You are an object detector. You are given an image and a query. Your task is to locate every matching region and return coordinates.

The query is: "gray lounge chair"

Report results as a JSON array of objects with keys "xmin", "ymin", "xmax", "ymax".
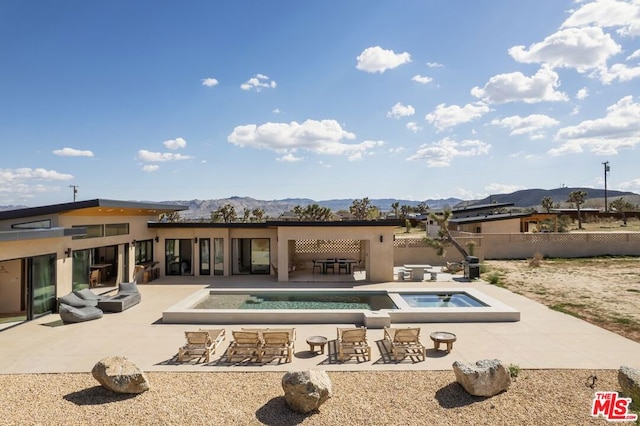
[
  {"xmin": 97, "ymin": 281, "xmax": 141, "ymax": 313},
  {"xmin": 59, "ymin": 303, "xmax": 103, "ymax": 323}
]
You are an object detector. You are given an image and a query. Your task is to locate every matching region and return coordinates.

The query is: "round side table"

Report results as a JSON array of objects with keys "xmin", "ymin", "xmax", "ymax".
[{"xmin": 430, "ymin": 331, "xmax": 457, "ymax": 353}]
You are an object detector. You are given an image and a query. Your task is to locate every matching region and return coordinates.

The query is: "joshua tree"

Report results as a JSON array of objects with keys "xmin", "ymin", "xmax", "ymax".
[
  {"xmin": 415, "ymin": 201, "xmax": 430, "ymax": 214},
  {"xmin": 293, "ymin": 204, "xmax": 332, "ymax": 221},
  {"xmin": 424, "ymin": 209, "xmax": 469, "ymax": 259},
  {"xmin": 567, "ymin": 190, "xmax": 587, "ymax": 230},
  {"xmin": 349, "ymin": 198, "xmax": 376, "ymax": 220},
  {"xmin": 541, "ymin": 196, "xmax": 554, "ymax": 213},
  {"xmin": 251, "ymin": 207, "xmax": 266, "ymax": 222},
  {"xmin": 161, "ymin": 211, "xmax": 182, "ymax": 223},
  {"xmin": 610, "ymin": 197, "xmax": 634, "ymax": 226},
  {"xmin": 391, "ymin": 202, "xmax": 400, "ymax": 218},
  {"xmin": 213, "ymin": 203, "xmax": 237, "ymax": 223}
]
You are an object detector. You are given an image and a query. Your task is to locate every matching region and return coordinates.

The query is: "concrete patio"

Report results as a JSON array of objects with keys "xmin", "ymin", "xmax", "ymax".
[{"xmin": 0, "ymin": 273, "xmax": 638, "ymax": 374}]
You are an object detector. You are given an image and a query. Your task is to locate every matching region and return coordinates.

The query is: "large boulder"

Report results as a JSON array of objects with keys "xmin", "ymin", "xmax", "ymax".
[
  {"xmin": 92, "ymin": 356, "xmax": 150, "ymax": 394},
  {"xmin": 618, "ymin": 365, "xmax": 640, "ymax": 407},
  {"xmin": 453, "ymin": 359, "xmax": 511, "ymax": 397},
  {"xmin": 282, "ymin": 370, "xmax": 332, "ymax": 414}
]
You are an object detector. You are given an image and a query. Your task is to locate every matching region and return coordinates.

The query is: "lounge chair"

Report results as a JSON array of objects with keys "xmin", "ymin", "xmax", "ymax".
[
  {"xmin": 58, "ymin": 303, "xmax": 103, "ymax": 324},
  {"xmin": 178, "ymin": 329, "xmax": 226, "ymax": 363},
  {"xmin": 383, "ymin": 326, "xmax": 425, "ymax": 362},
  {"xmin": 337, "ymin": 326, "xmax": 371, "ymax": 362},
  {"xmin": 227, "ymin": 330, "xmax": 263, "ymax": 363},
  {"xmin": 260, "ymin": 328, "xmax": 296, "ymax": 364},
  {"xmin": 97, "ymin": 281, "xmax": 141, "ymax": 312}
]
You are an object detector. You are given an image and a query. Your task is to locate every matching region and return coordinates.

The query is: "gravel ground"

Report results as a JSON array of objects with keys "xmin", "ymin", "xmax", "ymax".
[{"xmin": 0, "ymin": 369, "xmax": 627, "ymax": 425}]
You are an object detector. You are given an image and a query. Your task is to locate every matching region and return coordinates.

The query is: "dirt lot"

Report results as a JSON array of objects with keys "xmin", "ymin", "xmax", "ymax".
[{"xmin": 484, "ymin": 257, "xmax": 640, "ymax": 343}]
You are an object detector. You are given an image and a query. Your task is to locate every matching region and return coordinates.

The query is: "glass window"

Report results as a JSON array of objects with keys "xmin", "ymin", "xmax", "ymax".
[
  {"xmin": 105, "ymin": 223, "xmax": 129, "ymax": 236},
  {"xmin": 200, "ymin": 238, "xmax": 211, "ymax": 275},
  {"xmin": 11, "ymin": 219, "xmax": 51, "ymax": 229},
  {"xmin": 72, "ymin": 249, "xmax": 91, "ymax": 291},
  {"xmin": 72, "ymin": 224, "xmax": 104, "ymax": 239},
  {"xmin": 135, "ymin": 240, "xmax": 153, "ymax": 264},
  {"xmin": 29, "ymin": 254, "xmax": 56, "ymax": 318},
  {"xmin": 213, "ymin": 238, "xmax": 224, "ymax": 275}
]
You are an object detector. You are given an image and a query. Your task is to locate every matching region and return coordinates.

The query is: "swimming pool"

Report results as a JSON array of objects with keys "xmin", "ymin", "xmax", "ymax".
[
  {"xmin": 192, "ymin": 291, "xmax": 397, "ymax": 310},
  {"xmin": 163, "ymin": 287, "xmax": 520, "ymax": 327},
  {"xmin": 400, "ymin": 292, "xmax": 487, "ymax": 308}
]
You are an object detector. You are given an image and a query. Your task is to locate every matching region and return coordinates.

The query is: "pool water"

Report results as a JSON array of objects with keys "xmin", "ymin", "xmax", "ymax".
[
  {"xmin": 401, "ymin": 293, "xmax": 488, "ymax": 308},
  {"xmin": 192, "ymin": 291, "xmax": 397, "ymax": 310}
]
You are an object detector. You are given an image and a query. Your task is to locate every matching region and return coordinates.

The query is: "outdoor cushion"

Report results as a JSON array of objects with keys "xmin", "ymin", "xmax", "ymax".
[
  {"xmin": 119, "ymin": 281, "xmax": 139, "ymax": 294},
  {"xmin": 73, "ymin": 288, "xmax": 108, "ymax": 302},
  {"xmin": 59, "ymin": 303, "xmax": 103, "ymax": 324},
  {"xmin": 58, "ymin": 292, "xmax": 97, "ymax": 308}
]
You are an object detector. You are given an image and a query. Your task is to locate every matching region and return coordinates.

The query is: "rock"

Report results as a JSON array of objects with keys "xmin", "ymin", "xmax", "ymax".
[
  {"xmin": 91, "ymin": 356, "xmax": 150, "ymax": 394},
  {"xmin": 618, "ymin": 365, "xmax": 640, "ymax": 407},
  {"xmin": 282, "ymin": 370, "xmax": 332, "ymax": 414},
  {"xmin": 453, "ymin": 359, "xmax": 511, "ymax": 397}
]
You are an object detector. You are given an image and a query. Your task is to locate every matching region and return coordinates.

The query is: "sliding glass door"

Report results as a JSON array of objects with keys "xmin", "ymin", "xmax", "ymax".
[
  {"xmin": 231, "ymin": 238, "xmax": 270, "ymax": 275},
  {"xmin": 27, "ymin": 254, "xmax": 56, "ymax": 319},
  {"xmin": 165, "ymin": 239, "xmax": 193, "ymax": 275}
]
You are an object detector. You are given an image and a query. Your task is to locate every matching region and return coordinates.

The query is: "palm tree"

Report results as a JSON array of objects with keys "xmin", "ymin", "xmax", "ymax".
[{"xmin": 567, "ymin": 190, "xmax": 587, "ymax": 230}]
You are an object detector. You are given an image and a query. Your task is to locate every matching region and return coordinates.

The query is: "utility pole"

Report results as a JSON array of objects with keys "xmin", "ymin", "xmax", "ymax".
[
  {"xmin": 69, "ymin": 185, "xmax": 78, "ymax": 202},
  {"xmin": 602, "ymin": 161, "xmax": 610, "ymax": 212}
]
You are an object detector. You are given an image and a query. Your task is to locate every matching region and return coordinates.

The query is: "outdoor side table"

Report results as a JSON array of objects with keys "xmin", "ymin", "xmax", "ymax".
[
  {"xmin": 430, "ymin": 331, "xmax": 457, "ymax": 353},
  {"xmin": 306, "ymin": 336, "xmax": 329, "ymax": 354}
]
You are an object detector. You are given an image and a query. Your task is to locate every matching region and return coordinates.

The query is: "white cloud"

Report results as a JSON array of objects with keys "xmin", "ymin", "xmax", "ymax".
[
  {"xmin": 389, "ymin": 147, "xmax": 405, "ymax": 154},
  {"xmin": 551, "ymin": 95, "xmax": 640, "ymax": 155},
  {"xmin": 425, "ymin": 102, "xmax": 490, "ymax": 131},
  {"xmin": 201, "ymin": 77, "xmax": 219, "ymax": 87},
  {"xmin": 618, "ymin": 178, "xmax": 640, "ymax": 192},
  {"xmin": 490, "ymin": 114, "xmax": 560, "ymax": 138},
  {"xmin": 355, "ymin": 46, "xmax": 411, "ymax": 73},
  {"xmin": 509, "ymin": 26, "xmax": 621, "ymax": 76},
  {"xmin": 52, "ymin": 147, "xmax": 94, "ymax": 157},
  {"xmin": 163, "ymin": 137, "xmax": 187, "ymax": 150},
  {"xmin": 484, "ymin": 182, "xmax": 527, "ymax": 194},
  {"xmin": 142, "ymin": 164, "xmax": 160, "ymax": 172},
  {"xmin": 276, "ymin": 153, "xmax": 303, "ymax": 162},
  {"xmin": 471, "ymin": 67, "xmax": 569, "ymax": 104},
  {"xmin": 628, "ymin": 49, "xmax": 640, "ymax": 60},
  {"xmin": 386, "ymin": 102, "xmax": 415, "ymax": 119},
  {"xmin": 411, "ymin": 74, "xmax": 433, "ymax": 84},
  {"xmin": 273, "ymin": 108, "xmax": 281, "ymax": 114},
  {"xmin": 137, "ymin": 150, "xmax": 194, "ymax": 162},
  {"xmin": 406, "ymin": 137, "xmax": 491, "ymax": 167},
  {"xmin": 406, "ymin": 121, "xmax": 422, "ymax": 133},
  {"xmin": 576, "ymin": 87, "xmax": 590, "ymax": 100},
  {"xmin": 227, "ymin": 119, "xmax": 384, "ymax": 160},
  {"xmin": 561, "ymin": 0, "xmax": 640, "ymax": 36},
  {"xmin": 599, "ymin": 62, "xmax": 640, "ymax": 83},
  {"xmin": 426, "ymin": 62, "xmax": 443, "ymax": 68},
  {"xmin": 240, "ymin": 74, "xmax": 277, "ymax": 91},
  {"xmin": 0, "ymin": 168, "xmax": 74, "ymax": 202}
]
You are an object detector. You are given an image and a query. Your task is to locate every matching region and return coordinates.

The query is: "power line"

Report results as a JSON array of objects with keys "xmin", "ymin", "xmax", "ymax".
[{"xmin": 69, "ymin": 185, "xmax": 79, "ymax": 202}]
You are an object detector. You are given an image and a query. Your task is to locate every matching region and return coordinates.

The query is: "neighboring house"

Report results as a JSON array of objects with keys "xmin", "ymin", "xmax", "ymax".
[{"xmin": 0, "ymin": 199, "xmax": 400, "ymax": 323}]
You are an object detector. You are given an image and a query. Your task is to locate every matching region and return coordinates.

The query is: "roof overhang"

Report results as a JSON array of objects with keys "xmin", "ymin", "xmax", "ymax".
[{"xmin": 0, "ymin": 227, "xmax": 85, "ymax": 243}]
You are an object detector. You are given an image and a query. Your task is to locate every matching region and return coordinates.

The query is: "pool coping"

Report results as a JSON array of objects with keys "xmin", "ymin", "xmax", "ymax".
[{"xmin": 162, "ymin": 287, "xmax": 520, "ymax": 328}]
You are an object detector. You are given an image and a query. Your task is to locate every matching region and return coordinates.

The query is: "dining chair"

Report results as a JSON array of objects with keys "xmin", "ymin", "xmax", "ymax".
[{"xmin": 325, "ymin": 259, "xmax": 335, "ymax": 274}]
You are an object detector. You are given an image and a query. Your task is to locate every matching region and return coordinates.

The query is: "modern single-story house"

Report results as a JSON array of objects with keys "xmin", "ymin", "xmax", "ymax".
[{"xmin": 0, "ymin": 199, "xmax": 401, "ymax": 322}]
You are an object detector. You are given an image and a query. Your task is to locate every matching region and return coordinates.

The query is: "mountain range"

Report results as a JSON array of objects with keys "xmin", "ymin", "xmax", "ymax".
[{"xmin": 2, "ymin": 188, "xmax": 638, "ymax": 218}]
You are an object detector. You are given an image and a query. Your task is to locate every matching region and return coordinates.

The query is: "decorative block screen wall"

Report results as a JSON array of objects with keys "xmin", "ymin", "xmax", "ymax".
[{"xmin": 295, "ymin": 239, "xmax": 361, "ymax": 255}]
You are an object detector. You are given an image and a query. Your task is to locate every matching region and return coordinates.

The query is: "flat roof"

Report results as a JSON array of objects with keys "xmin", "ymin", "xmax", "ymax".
[
  {"xmin": 149, "ymin": 219, "xmax": 403, "ymax": 228},
  {"xmin": 449, "ymin": 212, "xmax": 531, "ymax": 224},
  {"xmin": 0, "ymin": 199, "xmax": 187, "ymax": 221}
]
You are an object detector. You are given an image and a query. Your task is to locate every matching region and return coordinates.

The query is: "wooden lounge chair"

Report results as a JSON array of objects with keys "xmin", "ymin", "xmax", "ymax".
[
  {"xmin": 337, "ymin": 327, "xmax": 371, "ymax": 362},
  {"xmin": 178, "ymin": 329, "xmax": 226, "ymax": 363},
  {"xmin": 227, "ymin": 330, "xmax": 263, "ymax": 363},
  {"xmin": 383, "ymin": 327, "xmax": 425, "ymax": 362},
  {"xmin": 260, "ymin": 329, "xmax": 296, "ymax": 363}
]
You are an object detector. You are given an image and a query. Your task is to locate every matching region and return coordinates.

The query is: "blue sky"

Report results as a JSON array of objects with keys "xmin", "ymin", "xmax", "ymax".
[{"xmin": 2, "ymin": 0, "xmax": 640, "ymax": 207}]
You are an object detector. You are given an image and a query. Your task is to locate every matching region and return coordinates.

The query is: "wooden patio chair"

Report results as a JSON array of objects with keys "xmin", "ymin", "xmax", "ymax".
[
  {"xmin": 89, "ymin": 269, "xmax": 100, "ymax": 288},
  {"xmin": 260, "ymin": 328, "xmax": 296, "ymax": 363},
  {"xmin": 178, "ymin": 329, "xmax": 226, "ymax": 363},
  {"xmin": 227, "ymin": 330, "xmax": 263, "ymax": 363},
  {"xmin": 383, "ymin": 327, "xmax": 425, "ymax": 362},
  {"xmin": 337, "ymin": 326, "xmax": 371, "ymax": 362}
]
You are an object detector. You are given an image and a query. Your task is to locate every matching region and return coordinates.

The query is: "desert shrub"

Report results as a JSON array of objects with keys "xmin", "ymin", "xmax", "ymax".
[
  {"xmin": 508, "ymin": 363, "xmax": 521, "ymax": 378},
  {"xmin": 529, "ymin": 252, "xmax": 544, "ymax": 267}
]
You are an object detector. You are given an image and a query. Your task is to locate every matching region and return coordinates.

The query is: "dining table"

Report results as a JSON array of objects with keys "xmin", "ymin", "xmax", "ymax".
[{"xmin": 402, "ymin": 264, "xmax": 432, "ymax": 281}]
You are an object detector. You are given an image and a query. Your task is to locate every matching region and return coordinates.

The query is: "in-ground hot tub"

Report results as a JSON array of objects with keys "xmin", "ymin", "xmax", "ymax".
[{"xmin": 162, "ymin": 288, "xmax": 520, "ymax": 328}]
